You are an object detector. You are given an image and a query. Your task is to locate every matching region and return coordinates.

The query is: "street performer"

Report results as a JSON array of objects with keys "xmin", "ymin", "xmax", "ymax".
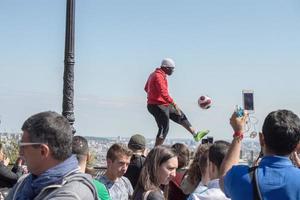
[{"xmin": 145, "ymin": 58, "xmax": 209, "ymax": 146}]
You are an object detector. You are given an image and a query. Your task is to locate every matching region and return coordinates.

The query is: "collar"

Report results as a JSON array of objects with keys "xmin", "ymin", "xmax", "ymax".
[
  {"xmin": 155, "ymin": 68, "xmax": 167, "ymax": 77},
  {"xmin": 207, "ymin": 179, "xmax": 220, "ymax": 189},
  {"xmin": 259, "ymin": 155, "xmax": 293, "ymax": 167}
]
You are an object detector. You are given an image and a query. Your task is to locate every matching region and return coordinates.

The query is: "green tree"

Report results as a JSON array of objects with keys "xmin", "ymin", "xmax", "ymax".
[{"xmin": 2, "ymin": 139, "xmax": 19, "ymax": 164}]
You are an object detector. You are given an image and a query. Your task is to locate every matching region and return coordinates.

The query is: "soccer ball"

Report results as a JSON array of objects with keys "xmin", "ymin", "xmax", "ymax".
[{"xmin": 198, "ymin": 95, "xmax": 212, "ymax": 109}]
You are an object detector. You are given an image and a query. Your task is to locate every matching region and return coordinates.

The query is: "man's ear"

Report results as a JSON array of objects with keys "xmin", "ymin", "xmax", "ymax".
[
  {"xmin": 259, "ymin": 132, "xmax": 265, "ymax": 147},
  {"xmin": 107, "ymin": 158, "xmax": 113, "ymax": 166},
  {"xmin": 295, "ymin": 143, "xmax": 300, "ymax": 153},
  {"xmin": 209, "ymin": 161, "xmax": 215, "ymax": 173},
  {"xmin": 87, "ymin": 152, "xmax": 91, "ymax": 162},
  {"xmin": 40, "ymin": 144, "xmax": 50, "ymax": 158}
]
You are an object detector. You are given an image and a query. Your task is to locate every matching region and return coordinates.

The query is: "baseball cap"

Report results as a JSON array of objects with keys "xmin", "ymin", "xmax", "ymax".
[
  {"xmin": 128, "ymin": 134, "xmax": 146, "ymax": 150},
  {"xmin": 161, "ymin": 58, "xmax": 175, "ymax": 68}
]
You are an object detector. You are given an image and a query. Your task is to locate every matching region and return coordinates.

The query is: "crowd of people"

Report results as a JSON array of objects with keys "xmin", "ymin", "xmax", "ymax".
[
  {"xmin": 0, "ymin": 108, "xmax": 299, "ymax": 200},
  {"xmin": 0, "ymin": 59, "xmax": 300, "ymax": 199}
]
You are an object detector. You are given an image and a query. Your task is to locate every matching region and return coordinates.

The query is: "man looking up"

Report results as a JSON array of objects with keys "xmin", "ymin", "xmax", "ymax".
[
  {"xmin": 6, "ymin": 111, "xmax": 98, "ymax": 200},
  {"xmin": 145, "ymin": 58, "xmax": 209, "ymax": 146}
]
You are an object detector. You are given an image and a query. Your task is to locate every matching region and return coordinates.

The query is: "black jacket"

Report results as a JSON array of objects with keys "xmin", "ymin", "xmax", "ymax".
[
  {"xmin": 0, "ymin": 162, "xmax": 22, "ymax": 188},
  {"xmin": 124, "ymin": 154, "xmax": 146, "ymax": 189}
]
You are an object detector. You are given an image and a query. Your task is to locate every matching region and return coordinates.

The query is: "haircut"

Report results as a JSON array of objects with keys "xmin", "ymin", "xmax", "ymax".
[
  {"xmin": 262, "ymin": 110, "xmax": 300, "ymax": 155},
  {"xmin": 133, "ymin": 145, "xmax": 177, "ymax": 198},
  {"xmin": 21, "ymin": 111, "xmax": 73, "ymax": 161},
  {"xmin": 171, "ymin": 143, "xmax": 190, "ymax": 169},
  {"xmin": 187, "ymin": 144, "xmax": 211, "ymax": 185},
  {"xmin": 199, "ymin": 149, "xmax": 209, "ymax": 176},
  {"xmin": 209, "ymin": 140, "xmax": 230, "ymax": 169},
  {"xmin": 72, "ymin": 135, "xmax": 89, "ymax": 163},
  {"xmin": 106, "ymin": 143, "xmax": 133, "ymax": 162}
]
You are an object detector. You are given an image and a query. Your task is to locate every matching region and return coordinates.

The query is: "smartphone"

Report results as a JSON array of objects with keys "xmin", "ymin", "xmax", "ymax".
[
  {"xmin": 207, "ymin": 136, "xmax": 214, "ymax": 144},
  {"xmin": 242, "ymin": 90, "xmax": 254, "ymax": 113},
  {"xmin": 201, "ymin": 139, "xmax": 208, "ymax": 144}
]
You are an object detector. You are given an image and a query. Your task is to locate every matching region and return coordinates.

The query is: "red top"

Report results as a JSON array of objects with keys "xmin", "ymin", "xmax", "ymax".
[{"xmin": 144, "ymin": 68, "xmax": 174, "ymax": 105}]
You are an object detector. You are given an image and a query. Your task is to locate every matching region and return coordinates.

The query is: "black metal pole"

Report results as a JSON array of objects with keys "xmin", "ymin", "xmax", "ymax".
[{"xmin": 62, "ymin": 0, "xmax": 76, "ymax": 134}]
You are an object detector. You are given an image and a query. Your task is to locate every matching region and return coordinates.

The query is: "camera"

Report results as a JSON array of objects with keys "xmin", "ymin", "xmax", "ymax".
[{"xmin": 201, "ymin": 136, "xmax": 214, "ymax": 144}]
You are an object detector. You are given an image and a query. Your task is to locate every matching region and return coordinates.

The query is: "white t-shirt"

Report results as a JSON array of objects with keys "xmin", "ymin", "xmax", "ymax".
[
  {"xmin": 188, "ymin": 179, "xmax": 230, "ymax": 200},
  {"xmin": 98, "ymin": 175, "xmax": 133, "ymax": 200}
]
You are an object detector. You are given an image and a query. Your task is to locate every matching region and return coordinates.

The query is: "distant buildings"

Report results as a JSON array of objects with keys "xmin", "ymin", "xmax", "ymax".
[{"xmin": 0, "ymin": 132, "xmax": 260, "ymax": 167}]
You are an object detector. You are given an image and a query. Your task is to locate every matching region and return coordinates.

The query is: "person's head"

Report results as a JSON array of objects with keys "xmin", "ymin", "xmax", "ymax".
[
  {"xmin": 137, "ymin": 146, "xmax": 178, "ymax": 191},
  {"xmin": 187, "ymin": 144, "xmax": 211, "ymax": 185},
  {"xmin": 261, "ymin": 110, "xmax": 300, "ymax": 156},
  {"xmin": 171, "ymin": 143, "xmax": 190, "ymax": 169},
  {"xmin": 106, "ymin": 143, "xmax": 133, "ymax": 179},
  {"xmin": 160, "ymin": 58, "xmax": 175, "ymax": 76},
  {"xmin": 208, "ymin": 141, "xmax": 230, "ymax": 179},
  {"xmin": 128, "ymin": 134, "xmax": 146, "ymax": 153},
  {"xmin": 72, "ymin": 135, "xmax": 89, "ymax": 172},
  {"xmin": 20, "ymin": 111, "xmax": 73, "ymax": 175}
]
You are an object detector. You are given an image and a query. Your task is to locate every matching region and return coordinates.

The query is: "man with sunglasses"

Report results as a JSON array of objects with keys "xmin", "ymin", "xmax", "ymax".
[
  {"xmin": 6, "ymin": 111, "xmax": 98, "ymax": 200},
  {"xmin": 145, "ymin": 58, "xmax": 209, "ymax": 146}
]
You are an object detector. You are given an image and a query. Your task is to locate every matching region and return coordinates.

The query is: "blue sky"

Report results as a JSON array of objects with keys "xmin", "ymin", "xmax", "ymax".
[{"xmin": 0, "ymin": 0, "xmax": 300, "ymax": 140}]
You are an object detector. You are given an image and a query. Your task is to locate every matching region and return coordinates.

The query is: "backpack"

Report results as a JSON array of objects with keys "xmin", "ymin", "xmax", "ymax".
[
  {"xmin": 168, "ymin": 170, "xmax": 188, "ymax": 200},
  {"xmin": 0, "ymin": 187, "xmax": 10, "ymax": 200}
]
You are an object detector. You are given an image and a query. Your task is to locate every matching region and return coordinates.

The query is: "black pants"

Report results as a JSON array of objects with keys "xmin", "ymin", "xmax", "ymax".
[{"xmin": 147, "ymin": 104, "xmax": 192, "ymax": 139}]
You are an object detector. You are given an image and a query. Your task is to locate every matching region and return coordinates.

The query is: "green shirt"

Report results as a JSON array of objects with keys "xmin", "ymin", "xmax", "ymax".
[{"xmin": 92, "ymin": 179, "xmax": 111, "ymax": 200}]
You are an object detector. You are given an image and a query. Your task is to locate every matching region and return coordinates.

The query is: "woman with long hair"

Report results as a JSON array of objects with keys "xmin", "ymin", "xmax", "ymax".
[
  {"xmin": 180, "ymin": 144, "xmax": 211, "ymax": 195},
  {"xmin": 133, "ymin": 145, "xmax": 178, "ymax": 200}
]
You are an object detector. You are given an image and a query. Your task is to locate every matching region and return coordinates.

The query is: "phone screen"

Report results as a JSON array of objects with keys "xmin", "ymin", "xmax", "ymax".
[
  {"xmin": 243, "ymin": 92, "xmax": 254, "ymax": 110},
  {"xmin": 207, "ymin": 136, "xmax": 214, "ymax": 144}
]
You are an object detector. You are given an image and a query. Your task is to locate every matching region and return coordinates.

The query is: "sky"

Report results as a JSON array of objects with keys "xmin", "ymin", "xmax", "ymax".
[{"xmin": 0, "ymin": 0, "xmax": 300, "ymax": 140}]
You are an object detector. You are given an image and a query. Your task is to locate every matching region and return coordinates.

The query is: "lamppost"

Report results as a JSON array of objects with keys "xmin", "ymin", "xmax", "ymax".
[{"xmin": 62, "ymin": 0, "xmax": 76, "ymax": 134}]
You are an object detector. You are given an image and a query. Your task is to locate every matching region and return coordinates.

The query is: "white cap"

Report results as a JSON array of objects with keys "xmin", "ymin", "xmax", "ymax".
[{"xmin": 161, "ymin": 58, "xmax": 175, "ymax": 68}]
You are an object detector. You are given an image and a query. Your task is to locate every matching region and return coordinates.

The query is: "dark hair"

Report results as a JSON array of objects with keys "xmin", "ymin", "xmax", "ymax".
[
  {"xmin": 171, "ymin": 143, "xmax": 189, "ymax": 169},
  {"xmin": 209, "ymin": 140, "xmax": 230, "ymax": 169},
  {"xmin": 21, "ymin": 111, "xmax": 73, "ymax": 161},
  {"xmin": 106, "ymin": 143, "xmax": 133, "ymax": 162},
  {"xmin": 262, "ymin": 110, "xmax": 300, "ymax": 155},
  {"xmin": 133, "ymin": 146, "xmax": 177, "ymax": 199},
  {"xmin": 72, "ymin": 135, "xmax": 89, "ymax": 163}
]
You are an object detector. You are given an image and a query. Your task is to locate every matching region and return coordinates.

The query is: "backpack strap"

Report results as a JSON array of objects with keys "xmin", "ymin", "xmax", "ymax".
[
  {"xmin": 248, "ymin": 166, "xmax": 262, "ymax": 200},
  {"xmin": 143, "ymin": 190, "xmax": 151, "ymax": 200}
]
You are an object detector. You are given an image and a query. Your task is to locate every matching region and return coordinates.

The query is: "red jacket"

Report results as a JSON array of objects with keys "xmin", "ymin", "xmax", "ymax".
[{"xmin": 144, "ymin": 68, "xmax": 174, "ymax": 105}]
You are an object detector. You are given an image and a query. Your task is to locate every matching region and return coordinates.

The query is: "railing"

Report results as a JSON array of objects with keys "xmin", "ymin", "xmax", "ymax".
[{"xmin": 86, "ymin": 166, "xmax": 107, "ymax": 178}]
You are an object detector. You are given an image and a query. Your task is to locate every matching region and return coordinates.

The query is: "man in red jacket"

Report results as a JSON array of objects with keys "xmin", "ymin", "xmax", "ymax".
[{"xmin": 145, "ymin": 58, "xmax": 209, "ymax": 146}]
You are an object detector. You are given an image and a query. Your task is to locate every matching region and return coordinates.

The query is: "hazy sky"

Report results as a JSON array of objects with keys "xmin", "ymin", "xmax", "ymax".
[{"xmin": 0, "ymin": 0, "xmax": 299, "ymax": 140}]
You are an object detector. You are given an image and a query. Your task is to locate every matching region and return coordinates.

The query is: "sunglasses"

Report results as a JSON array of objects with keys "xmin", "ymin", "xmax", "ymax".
[{"xmin": 18, "ymin": 142, "xmax": 45, "ymax": 148}]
